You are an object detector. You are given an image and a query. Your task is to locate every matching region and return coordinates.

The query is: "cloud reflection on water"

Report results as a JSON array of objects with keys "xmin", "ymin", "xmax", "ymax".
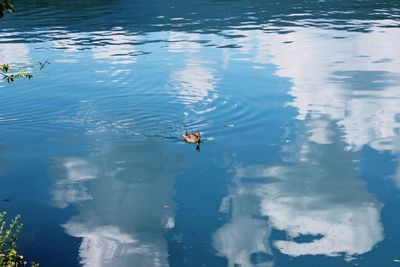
[
  {"xmin": 213, "ymin": 177, "xmax": 274, "ymax": 267},
  {"xmin": 213, "ymin": 24, "xmax": 397, "ymax": 264},
  {"xmin": 52, "ymin": 158, "xmax": 97, "ymax": 208},
  {"xmin": 215, "ymin": 134, "xmax": 383, "ymax": 264},
  {"xmin": 92, "ymin": 28, "xmax": 138, "ymax": 65},
  {"xmin": 168, "ymin": 31, "xmax": 219, "ymax": 126},
  {"xmin": 171, "ymin": 59, "xmax": 218, "ymax": 106},
  {"xmin": 267, "ymin": 26, "xmax": 400, "ymax": 151},
  {"xmin": 52, "ymin": 141, "xmax": 182, "ymax": 267},
  {"xmin": 0, "ymin": 43, "xmax": 31, "ymax": 65}
]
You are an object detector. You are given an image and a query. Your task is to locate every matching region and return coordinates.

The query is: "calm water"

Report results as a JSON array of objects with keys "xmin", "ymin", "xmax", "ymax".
[{"xmin": 1, "ymin": 0, "xmax": 400, "ymax": 266}]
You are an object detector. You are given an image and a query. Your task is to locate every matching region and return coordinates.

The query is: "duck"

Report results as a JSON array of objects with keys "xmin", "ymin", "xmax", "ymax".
[{"xmin": 183, "ymin": 131, "xmax": 201, "ymax": 143}]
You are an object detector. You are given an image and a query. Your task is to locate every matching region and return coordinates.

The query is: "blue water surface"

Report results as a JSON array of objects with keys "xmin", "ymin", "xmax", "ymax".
[{"xmin": 1, "ymin": 0, "xmax": 400, "ymax": 266}]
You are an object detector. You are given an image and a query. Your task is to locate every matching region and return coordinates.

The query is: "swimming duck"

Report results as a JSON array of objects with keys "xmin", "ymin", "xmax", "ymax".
[{"xmin": 183, "ymin": 131, "xmax": 201, "ymax": 143}]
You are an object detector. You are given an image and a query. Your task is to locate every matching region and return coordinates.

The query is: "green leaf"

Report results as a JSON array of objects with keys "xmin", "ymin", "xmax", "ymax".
[
  {"xmin": 0, "ymin": 0, "xmax": 15, "ymax": 18},
  {"xmin": 4, "ymin": 0, "xmax": 15, "ymax": 13},
  {"xmin": 0, "ymin": 64, "xmax": 9, "ymax": 73}
]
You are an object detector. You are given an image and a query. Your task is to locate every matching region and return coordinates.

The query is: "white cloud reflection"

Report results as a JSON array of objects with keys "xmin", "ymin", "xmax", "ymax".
[
  {"xmin": 213, "ymin": 24, "xmax": 400, "ymax": 152},
  {"xmin": 227, "ymin": 29, "xmax": 271, "ymax": 66},
  {"xmin": 214, "ymin": 218, "xmax": 273, "ymax": 267},
  {"xmin": 92, "ymin": 29, "xmax": 138, "ymax": 64},
  {"xmin": 171, "ymin": 58, "xmax": 218, "ymax": 106},
  {"xmin": 52, "ymin": 141, "xmax": 180, "ymax": 267},
  {"xmin": 215, "ymin": 133, "xmax": 383, "ymax": 263},
  {"xmin": 213, "ymin": 189, "xmax": 274, "ymax": 267},
  {"xmin": 260, "ymin": 167, "xmax": 382, "ymax": 258},
  {"xmin": 0, "ymin": 43, "xmax": 31, "ymax": 65},
  {"xmin": 51, "ymin": 31, "xmax": 89, "ymax": 52},
  {"xmin": 49, "ymin": 27, "xmax": 138, "ymax": 64},
  {"xmin": 168, "ymin": 31, "xmax": 201, "ymax": 53},
  {"xmin": 168, "ymin": 32, "xmax": 219, "ymax": 117},
  {"xmin": 52, "ymin": 158, "xmax": 97, "ymax": 209},
  {"xmin": 64, "ymin": 221, "xmax": 169, "ymax": 267},
  {"xmin": 256, "ymin": 171, "xmax": 382, "ymax": 258},
  {"xmin": 267, "ymin": 26, "xmax": 400, "ymax": 151}
]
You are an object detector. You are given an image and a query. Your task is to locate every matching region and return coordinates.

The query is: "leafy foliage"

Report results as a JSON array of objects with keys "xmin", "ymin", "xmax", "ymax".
[
  {"xmin": 0, "ymin": 64, "xmax": 33, "ymax": 84},
  {"xmin": 0, "ymin": 61, "xmax": 49, "ymax": 84},
  {"xmin": 0, "ymin": 0, "xmax": 14, "ymax": 18},
  {"xmin": 0, "ymin": 212, "xmax": 38, "ymax": 267}
]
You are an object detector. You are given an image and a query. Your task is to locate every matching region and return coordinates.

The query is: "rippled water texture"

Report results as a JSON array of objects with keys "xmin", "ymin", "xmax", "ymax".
[{"xmin": 1, "ymin": 0, "xmax": 400, "ymax": 266}]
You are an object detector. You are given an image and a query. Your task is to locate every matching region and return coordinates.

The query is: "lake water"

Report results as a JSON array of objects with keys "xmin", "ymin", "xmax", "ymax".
[{"xmin": 1, "ymin": 0, "xmax": 400, "ymax": 266}]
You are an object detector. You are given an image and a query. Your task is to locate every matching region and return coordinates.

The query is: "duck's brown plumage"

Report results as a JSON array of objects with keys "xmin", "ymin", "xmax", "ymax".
[{"xmin": 183, "ymin": 132, "xmax": 201, "ymax": 143}]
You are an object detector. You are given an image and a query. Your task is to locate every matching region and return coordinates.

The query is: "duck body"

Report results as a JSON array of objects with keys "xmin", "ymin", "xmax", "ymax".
[{"xmin": 183, "ymin": 132, "xmax": 201, "ymax": 143}]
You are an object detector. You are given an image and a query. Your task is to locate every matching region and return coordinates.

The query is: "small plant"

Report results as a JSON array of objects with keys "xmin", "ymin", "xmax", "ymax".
[
  {"xmin": 0, "ymin": 0, "xmax": 15, "ymax": 18},
  {"xmin": 0, "ymin": 211, "xmax": 38, "ymax": 267},
  {"xmin": 0, "ymin": 64, "xmax": 33, "ymax": 84},
  {"xmin": 0, "ymin": 61, "xmax": 49, "ymax": 84}
]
